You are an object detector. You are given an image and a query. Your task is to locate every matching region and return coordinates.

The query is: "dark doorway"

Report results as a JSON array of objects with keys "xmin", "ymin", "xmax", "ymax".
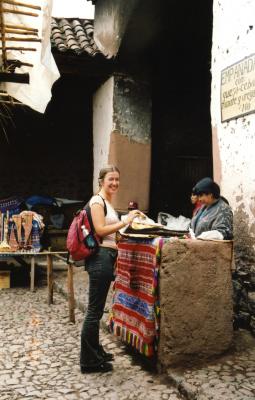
[
  {"xmin": 150, "ymin": 0, "xmax": 213, "ymax": 218},
  {"xmin": 0, "ymin": 75, "xmax": 93, "ymax": 201}
]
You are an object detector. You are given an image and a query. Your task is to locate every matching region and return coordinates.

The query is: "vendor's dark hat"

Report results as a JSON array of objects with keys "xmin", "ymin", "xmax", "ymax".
[{"xmin": 193, "ymin": 177, "xmax": 220, "ymax": 198}]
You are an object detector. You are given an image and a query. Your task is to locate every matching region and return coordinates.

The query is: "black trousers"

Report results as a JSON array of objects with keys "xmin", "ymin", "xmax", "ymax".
[{"xmin": 80, "ymin": 246, "xmax": 117, "ymax": 367}]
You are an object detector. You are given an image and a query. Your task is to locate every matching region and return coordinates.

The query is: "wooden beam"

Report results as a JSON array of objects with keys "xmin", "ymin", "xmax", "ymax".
[
  {"xmin": 30, "ymin": 256, "xmax": 35, "ymax": 292},
  {"xmin": 3, "ymin": 8, "xmax": 39, "ymax": 17},
  {"xmin": 7, "ymin": 59, "xmax": 33, "ymax": 67},
  {"xmin": 47, "ymin": 254, "xmax": 54, "ymax": 305},
  {"xmin": 67, "ymin": 263, "xmax": 75, "ymax": 323},
  {"xmin": 3, "ymin": 28, "xmax": 39, "ymax": 35},
  {"xmin": 0, "ymin": 37, "xmax": 41, "ymax": 42},
  {"xmin": 0, "ymin": 100, "xmax": 24, "ymax": 105},
  {"xmin": 0, "ymin": 72, "xmax": 29, "ymax": 83},
  {"xmin": 0, "ymin": 0, "xmax": 7, "ymax": 69},
  {"xmin": 5, "ymin": 23, "xmax": 38, "ymax": 32},
  {"xmin": 0, "ymin": 46, "xmax": 36, "ymax": 50},
  {"xmin": 3, "ymin": 0, "xmax": 41, "ymax": 10}
]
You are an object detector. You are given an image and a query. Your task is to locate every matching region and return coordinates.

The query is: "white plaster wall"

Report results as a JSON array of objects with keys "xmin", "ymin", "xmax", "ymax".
[
  {"xmin": 211, "ymin": 0, "xmax": 255, "ymax": 230},
  {"xmin": 93, "ymin": 77, "xmax": 114, "ymax": 193}
]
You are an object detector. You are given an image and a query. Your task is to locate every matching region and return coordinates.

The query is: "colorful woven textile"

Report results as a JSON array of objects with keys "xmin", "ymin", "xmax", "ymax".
[
  {"xmin": 0, "ymin": 196, "xmax": 23, "ymax": 216},
  {"xmin": 110, "ymin": 237, "xmax": 162, "ymax": 357},
  {"xmin": 7, "ymin": 214, "xmax": 43, "ymax": 252}
]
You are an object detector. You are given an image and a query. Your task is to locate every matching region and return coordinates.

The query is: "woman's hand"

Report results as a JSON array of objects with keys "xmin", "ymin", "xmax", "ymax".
[{"xmin": 122, "ymin": 210, "xmax": 143, "ymax": 225}]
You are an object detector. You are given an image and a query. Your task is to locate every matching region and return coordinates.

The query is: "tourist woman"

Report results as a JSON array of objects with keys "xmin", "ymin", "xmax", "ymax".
[
  {"xmin": 190, "ymin": 177, "xmax": 233, "ymax": 240},
  {"xmin": 80, "ymin": 165, "xmax": 141, "ymax": 373}
]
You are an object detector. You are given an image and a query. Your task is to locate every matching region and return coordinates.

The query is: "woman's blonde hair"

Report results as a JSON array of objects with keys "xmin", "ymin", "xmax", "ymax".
[{"xmin": 98, "ymin": 165, "xmax": 120, "ymax": 188}]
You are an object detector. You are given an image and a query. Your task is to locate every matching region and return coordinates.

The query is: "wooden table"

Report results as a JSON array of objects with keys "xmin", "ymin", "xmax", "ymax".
[{"xmin": 0, "ymin": 251, "xmax": 75, "ymax": 323}]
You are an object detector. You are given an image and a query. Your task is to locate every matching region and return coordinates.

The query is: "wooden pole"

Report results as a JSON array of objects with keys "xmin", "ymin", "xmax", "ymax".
[
  {"xmin": 3, "ymin": 8, "xmax": 39, "ymax": 17},
  {"xmin": 47, "ymin": 254, "xmax": 54, "ymax": 305},
  {"xmin": 5, "ymin": 24, "xmax": 38, "ymax": 32},
  {"xmin": 0, "ymin": 0, "xmax": 7, "ymax": 69},
  {"xmin": 0, "ymin": 46, "xmax": 36, "ymax": 51},
  {"xmin": 0, "ymin": 37, "xmax": 41, "ymax": 42},
  {"xmin": 3, "ymin": 29, "xmax": 39, "ymax": 35},
  {"xmin": 3, "ymin": 0, "xmax": 41, "ymax": 10},
  {"xmin": 0, "ymin": 72, "xmax": 29, "ymax": 83},
  {"xmin": 0, "ymin": 100, "xmax": 23, "ymax": 105},
  {"xmin": 7, "ymin": 59, "xmax": 33, "ymax": 67},
  {"xmin": 67, "ymin": 263, "xmax": 75, "ymax": 323},
  {"xmin": 30, "ymin": 255, "xmax": 35, "ymax": 292},
  {"xmin": 50, "ymin": 253, "xmax": 76, "ymax": 323}
]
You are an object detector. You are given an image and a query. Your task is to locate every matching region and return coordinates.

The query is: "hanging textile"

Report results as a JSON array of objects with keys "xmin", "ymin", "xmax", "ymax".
[
  {"xmin": 110, "ymin": 237, "xmax": 163, "ymax": 357},
  {"xmin": 0, "ymin": 196, "xmax": 24, "ymax": 216}
]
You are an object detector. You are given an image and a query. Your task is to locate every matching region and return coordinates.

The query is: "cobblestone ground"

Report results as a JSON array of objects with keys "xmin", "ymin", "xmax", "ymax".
[
  {"xmin": 0, "ymin": 287, "xmax": 183, "ymax": 400},
  {"xmin": 168, "ymin": 329, "xmax": 255, "ymax": 400},
  {"xmin": 53, "ymin": 265, "xmax": 255, "ymax": 400}
]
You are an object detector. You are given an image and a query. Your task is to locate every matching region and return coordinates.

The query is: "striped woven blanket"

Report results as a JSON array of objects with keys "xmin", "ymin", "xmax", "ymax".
[{"xmin": 110, "ymin": 237, "xmax": 162, "ymax": 356}]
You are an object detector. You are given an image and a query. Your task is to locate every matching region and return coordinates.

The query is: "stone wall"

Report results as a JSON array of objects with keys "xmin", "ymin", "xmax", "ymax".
[
  {"xmin": 158, "ymin": 239, "xmax": 233, "ymax": 368},
  {"xmin": 233, "ymin": 269, "xmax": 255, "ymax": 336}
]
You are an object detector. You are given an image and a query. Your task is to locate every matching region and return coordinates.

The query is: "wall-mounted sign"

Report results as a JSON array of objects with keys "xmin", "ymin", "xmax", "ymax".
[{"xmin": 221, "ymin": 54, "xmax": 255, "ymax": 122}]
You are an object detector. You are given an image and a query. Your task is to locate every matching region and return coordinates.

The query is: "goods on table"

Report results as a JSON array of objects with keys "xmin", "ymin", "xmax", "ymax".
[{"xmin": 0, "ymin": 210, "xmax": 44, "ymax": 253}]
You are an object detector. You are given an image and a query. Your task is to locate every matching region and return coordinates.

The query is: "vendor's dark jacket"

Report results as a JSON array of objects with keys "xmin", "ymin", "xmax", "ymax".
[{"xmin": 190, "ymin": 197, "xmax": 233, "ymax": 240}]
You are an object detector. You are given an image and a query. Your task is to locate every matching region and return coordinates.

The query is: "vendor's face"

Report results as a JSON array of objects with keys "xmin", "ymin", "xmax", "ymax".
[
  {"xmin": 102, "ymin": 171, "xmax": 120, "ymax": 195},
  {"xmin": 198, "ymin": 193, "xmax": 214, "ymax": 206},
  {"xmin": 191, "ymin": 194, "xmax": 198, "ymax": 204}
]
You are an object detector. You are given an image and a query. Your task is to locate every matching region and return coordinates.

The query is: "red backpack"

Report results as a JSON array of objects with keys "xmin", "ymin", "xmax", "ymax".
[{"xmin": 66, "ymin": 197, "xmax": 107, "ymax": 262}]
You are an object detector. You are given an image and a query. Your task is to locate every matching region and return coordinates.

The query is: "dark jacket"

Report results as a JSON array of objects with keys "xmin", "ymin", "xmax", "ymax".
[{"xmin": 190, "ymin": 198, "xmax": 233, "ymax": 240}]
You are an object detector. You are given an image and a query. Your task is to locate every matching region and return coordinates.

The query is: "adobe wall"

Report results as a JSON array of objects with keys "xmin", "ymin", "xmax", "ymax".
[
  {"xmin": 93, "ymin": 76, "xmax": 114, "ymax": 192},
  {"xmin": 211, "ymin": 0, "xmax": 255, "ymax": 333},
  {"xmin": 158, "ymin": 239, "xmax": 233, "ymax": 367},
  {"xmin": 93, "ymin": 73, "xmax": 151, "ymax": 212},
  {"xmin": 110, "ymin": 74, "xmax": 151, "ymax": 212}
]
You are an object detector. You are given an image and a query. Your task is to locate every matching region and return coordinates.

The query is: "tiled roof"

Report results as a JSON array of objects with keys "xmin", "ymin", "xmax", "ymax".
[{"xmin": 51, "ymin": 18, "xmax": 101, "ymax": 56}]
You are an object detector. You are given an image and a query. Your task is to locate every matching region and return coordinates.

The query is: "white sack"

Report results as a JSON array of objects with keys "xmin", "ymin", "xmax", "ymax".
[
  {"xmin": 157, "ymin": 212, "xmax": 191, "ymax": 231},
  {"xmin": 1, "ymin": 0, "xmax": 60, "ymax": 113},
  {"xmin": 197, "ymin": 230, "xmax": 224, "ymax": 241}
]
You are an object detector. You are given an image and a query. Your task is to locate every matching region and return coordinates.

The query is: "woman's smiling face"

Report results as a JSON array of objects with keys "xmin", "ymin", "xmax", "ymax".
[{"xmin": 101, "ymin": 171, "xmax": 120, "ymax": 195}]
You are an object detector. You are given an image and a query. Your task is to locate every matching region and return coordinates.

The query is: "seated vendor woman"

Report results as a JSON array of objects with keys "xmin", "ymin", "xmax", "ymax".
[{"xmin": 190, "ymin": 177, "xmax": 233, "ymax": 240}]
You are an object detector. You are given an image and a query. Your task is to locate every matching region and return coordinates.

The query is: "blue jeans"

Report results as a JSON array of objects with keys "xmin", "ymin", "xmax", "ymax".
[{"xmin": 80, "ymin": 247, "xmax": 117, "ymax": 367}]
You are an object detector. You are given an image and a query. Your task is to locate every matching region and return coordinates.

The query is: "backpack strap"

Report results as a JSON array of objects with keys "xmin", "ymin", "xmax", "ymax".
[
  {"xmin": 96, "ymin": 194, "xmax": 107, "ymax": 216},
  {"xmin": 83, "ymin": 194, "xmax": 107, "ymax": 234}
]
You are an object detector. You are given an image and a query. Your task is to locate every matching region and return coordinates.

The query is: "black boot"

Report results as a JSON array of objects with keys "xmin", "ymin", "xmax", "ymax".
[
  {"xmin": 98, "ymin": 344, "xmax": 114, "ymax": 362},
  {"xmin": 80, "ymin": 338, "xmax": 105, "ymax": 370},
  {"xmin": 81, "ymin": 361, "xmax": 113, "ymax": 374}
]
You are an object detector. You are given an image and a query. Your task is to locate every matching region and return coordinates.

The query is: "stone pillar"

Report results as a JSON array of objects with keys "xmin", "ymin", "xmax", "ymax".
[
  {"xmin": 158, "ymin": 239, "xmax": 233, "ymax": 368},
  {"xmin": 93, "ymin": 73, "xmax": 151, "ymax": 212}
]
